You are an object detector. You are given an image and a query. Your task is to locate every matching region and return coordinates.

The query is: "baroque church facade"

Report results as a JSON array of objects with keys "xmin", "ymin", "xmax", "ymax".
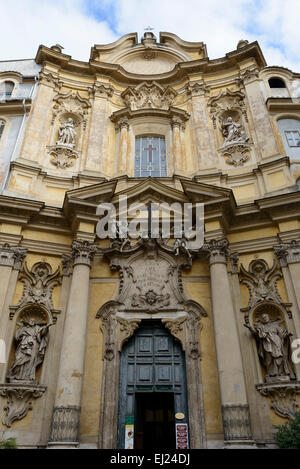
[{"xmin": 0, "ymin": 31, "xmax": 300, "ymax": 449}]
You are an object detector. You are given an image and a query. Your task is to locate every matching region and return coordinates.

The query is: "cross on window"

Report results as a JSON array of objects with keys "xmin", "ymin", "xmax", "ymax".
[{"xmin": 143, "ymin": 143, "xmax": 157, "ymax": 162}]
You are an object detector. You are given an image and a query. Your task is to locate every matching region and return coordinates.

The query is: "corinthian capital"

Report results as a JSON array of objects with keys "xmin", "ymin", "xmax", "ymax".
[
  {"xmin": 0, "ymin": 243, "xmax": 27, "ymax": 270},
  {"xmin": 204, "ymin": 238, "xmax": 230, "ymax": 265},
  {"xmin": 71, "ymin": 240, "xmax": 96, "ymax": 267},
  {"xmin": 274, "ymin": 240, "xmax": 300, "ymax": 267}
]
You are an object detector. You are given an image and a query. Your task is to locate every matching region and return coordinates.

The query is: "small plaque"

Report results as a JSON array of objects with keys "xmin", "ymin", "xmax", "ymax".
[{"xmin": 175, "ymin": 412, "xmax": 184, "ymax": 420}]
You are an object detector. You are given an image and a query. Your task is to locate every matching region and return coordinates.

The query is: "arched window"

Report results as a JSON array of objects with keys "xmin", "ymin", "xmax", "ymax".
[
  {"xmin": 0, "ymin": 81, "xmax": 14, "ymax": 100},
  {"xmin": 135, "ymin": 136, "xmax": 166, "ymax": 177},
  {"xmin": 297, "ymin": 178, "xmax": 300, "ymax": 190},
  {"xmin": 0, "ymin": 119, "xmax": 5, "ymax": 141},
  {"xmin": 268, "ymin": 77, "xmax": 286, "ymax": 88}
]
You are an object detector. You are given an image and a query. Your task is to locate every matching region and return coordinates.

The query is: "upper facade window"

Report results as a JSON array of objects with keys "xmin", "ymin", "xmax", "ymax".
[
  {"xmin": 0, "ymin": 81, "xmax": 15, "ymax": 100},
  {"xmin": 268, "ymin": 77, "xmax": 286, "ymax": 88},
  {"xmin": 278, "ymin": 118, "xmax": 300, "ymax": 159},
  {"xmin": 285, "ymin": 130, "xmax": 300, "ymax": 147},
  {"xmin": 0, "ymin": 119, "xmax": 5, "ymax": 140},
  {"xmin": 135, "ymin": 136, "xmax": 166, "ymax": 177}
]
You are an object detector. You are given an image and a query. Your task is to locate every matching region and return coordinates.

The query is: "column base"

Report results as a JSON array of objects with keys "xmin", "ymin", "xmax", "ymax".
[
  {"xmin": 47, "ymin": 441, "xmax": 79, "ymax": 449},
  {"xmin": 223, "ymin": 440, "xmax": 257, "ymax": 449}
]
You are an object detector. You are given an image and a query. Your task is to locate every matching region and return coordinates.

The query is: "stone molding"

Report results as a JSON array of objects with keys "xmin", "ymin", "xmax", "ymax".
[
  {"xmin": 121, "ymin": 81, "xmax": 177, "ymax": 110},
  {"xmin": 222, "ymin": 404, "xmax": 252, "ymax": 441},
  {"xmin": 47, "ymin": 144, "xmax": 79, "ymax": 169},
  {"xmin": 61, "ymin": 253, "xmax": 72, "ymax": 276},
  {"xmin": 71, "ymin": 240, "xmax": 96, "ymax": 267},
  {"xmin": 0, "ymin": 383, "xmax": 46, "ymax": 427},
  {"xmin": 110, "ymin": 106, "xmax": 190, "ymax": 130},
  {"xmin": 239, "ymin": 258, "xmax": 290, "ymax": 313},
  {"xmin": 274, "ymin": 239, "xmax": 300, "ymax": 267},
  {"xmin": 0, "ymin": 243, "xmax": 27, "ymax": 270},
  {"xmin": 48, "ymin": 405, "xmax": 81, "ymax": 443},
  {"xmin": 52, "ymin": 90, "xmax": 91, "ymax": 130},
  {"xmin": 185, "ymin": 81, "xmax": 210, "ymax": 98},
  {"xmin": 12, "ymin": 261, "xmax": 61, "ymax": 313},
  {"xmin": 96, "ymin": 237, "xmax": 207, "ymax": 448},
  {"xmin": 256, "ymin": 382, "xmax": 300, "ymax": 419},
  {"xmin": 91, "ymin": 83, "xmax": 114, "ymax": 99},
  {"xmin": 202, "ymin": 237, "xmax": 230, "ymax": 265}
]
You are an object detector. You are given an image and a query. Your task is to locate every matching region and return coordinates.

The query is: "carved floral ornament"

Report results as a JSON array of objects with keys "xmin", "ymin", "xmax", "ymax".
[
  {"xmin": 10, "ymin": 261, "xmax": 61, "ymax": 318},
  {"xmin": 121, "ymin": 81, "xmax": 177, "ymax": 110},
  {"xmin": 96, "ymin": 237, "xmax": 207, "ymax": 361},
  {"xmin": 239, "ymin": 258, "xmax": 300, "ymax": 419}
]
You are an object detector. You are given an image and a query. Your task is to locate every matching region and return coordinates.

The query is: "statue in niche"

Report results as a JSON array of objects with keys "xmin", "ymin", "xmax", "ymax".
[
  {"xmin": 221, "ymin": 116, "xmax": 248, "ymax": 146},
  {"xmin": 7, "ymin": 317, "xmax": 52, "ymax": 383},
  {"xmin": 245, "ymin": 313, "xmax": 295, "ymax": 382},
  {"xmin": 56, "ymin": 117, "xmax": 76, "ymax": 147}
]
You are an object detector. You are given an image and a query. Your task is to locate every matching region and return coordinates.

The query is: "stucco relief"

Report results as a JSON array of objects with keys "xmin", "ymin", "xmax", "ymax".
[{"xmin": 121, "ymin": 81, "xmax": 177, "ymax": 110}]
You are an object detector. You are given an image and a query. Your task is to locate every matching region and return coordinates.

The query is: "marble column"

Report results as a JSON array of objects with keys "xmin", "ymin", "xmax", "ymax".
[
  {"xmin": 206, "ymin": 238, "xmax": 252, "ymax": 443},
  {"xmin": 48, "ymin": 240, "xmax": 96, "ymax": 447}
]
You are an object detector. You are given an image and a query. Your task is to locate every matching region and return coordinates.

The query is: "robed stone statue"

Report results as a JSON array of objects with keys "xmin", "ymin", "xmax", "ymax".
[
  {"xmin": 245, "ymin": 313, "xmax": 295, "ymax": 382},
  {"xmin": 7, "ymin": 318, "xmax": 52, "ymax": 383}
]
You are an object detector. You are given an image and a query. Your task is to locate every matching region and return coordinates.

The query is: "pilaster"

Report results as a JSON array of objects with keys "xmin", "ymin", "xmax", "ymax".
[{"xmin": 48, "ymin": 240, "xmax": 96, "ymax": 447}]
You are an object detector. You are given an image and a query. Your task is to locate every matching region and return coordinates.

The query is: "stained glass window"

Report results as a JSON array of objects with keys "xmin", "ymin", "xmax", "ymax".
[{"xmin": 135, "ymin": 136, "xmax": 166, "ymax": 177}]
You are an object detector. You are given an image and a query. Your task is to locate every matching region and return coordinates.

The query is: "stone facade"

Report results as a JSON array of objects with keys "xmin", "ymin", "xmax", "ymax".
[{"xmin": 0, "ymin": 32, "xmax": 299, "ymax": 449}]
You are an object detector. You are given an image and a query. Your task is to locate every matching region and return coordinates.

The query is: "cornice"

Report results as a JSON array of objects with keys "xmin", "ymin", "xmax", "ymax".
[
  {"xmin": 110, "ymin": 106, "xmax": 190, "ymax": 125},
  {"xmin": 266, "ymin": 97, "xmax": 300, "ymax": 112},
  {"xmin": 0, "ymin": 99, "xmax": 32, "ymax": 114},
  {"xmin": 35, "ymin": 41, "xmax": 266, "ymax": 87}
]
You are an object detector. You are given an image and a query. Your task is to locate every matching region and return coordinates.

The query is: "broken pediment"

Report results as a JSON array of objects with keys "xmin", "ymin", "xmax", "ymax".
[
  {"xmin": 121, "ymin": 81, "xmax": 177, "ymax": 110},
  {"xmin": 90, "ymin": 32, "xmax": 207, "ymax": 75}
]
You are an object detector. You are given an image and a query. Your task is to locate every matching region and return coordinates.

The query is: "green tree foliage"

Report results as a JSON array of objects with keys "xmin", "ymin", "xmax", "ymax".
[
  {"xmin": 0, "ymin": 437, "xmax": 17, "ymax": 449},
  {"xmin": 274, "ymin": 412, "xmax": 300, "ymax": 449}
]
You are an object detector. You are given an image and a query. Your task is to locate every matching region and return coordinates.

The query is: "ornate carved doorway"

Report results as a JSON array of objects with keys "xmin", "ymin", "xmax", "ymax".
[{"xmin": 117, "ymin": 321, "xmax": 189, "ymax": 449}]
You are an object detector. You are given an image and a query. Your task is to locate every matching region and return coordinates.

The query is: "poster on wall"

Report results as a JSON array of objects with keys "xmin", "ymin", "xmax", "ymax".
[
  {"xmin": 176, "ymin": 423, "xmax": 189, "ymax": 449},
  {"xmin": 125, "ymin": 415, "xmax": 134, "ymax": 449}
]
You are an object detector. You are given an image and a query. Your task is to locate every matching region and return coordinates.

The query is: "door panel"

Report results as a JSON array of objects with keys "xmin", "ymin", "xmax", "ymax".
[{"xmin": 117, "ymin": 320, "xmax": 189, "ymax": 449}]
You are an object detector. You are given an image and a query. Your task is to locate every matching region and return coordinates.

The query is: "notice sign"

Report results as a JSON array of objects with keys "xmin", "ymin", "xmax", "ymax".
[
  {"xmin": 125, "ymin": 415, "xmax": 134, "ymax": 449},
  {"xmin": 176, "ymin": 423, "xmax": 189, "ymax": 449}
]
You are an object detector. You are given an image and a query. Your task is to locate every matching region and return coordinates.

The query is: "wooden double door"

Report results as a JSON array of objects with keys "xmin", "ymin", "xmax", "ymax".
[{"xmin": 117, "ymin": 320, "xmax": 189, "ymax": 449}]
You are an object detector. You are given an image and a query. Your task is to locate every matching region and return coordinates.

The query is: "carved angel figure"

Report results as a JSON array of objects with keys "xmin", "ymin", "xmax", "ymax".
[
  {"xmin": 221, "ymin": 116, "xmax": 248, "ymax": 146},
  {"xmin": 173, "ymin": 236, "xmax": 191, "ymax": 258},
  {"xmin": 110, "ymin": 220, "xmax": 131, "ymax": 252},
  {"xmin": 245, "ymin": 313, "xmax": 295, "ymax": 382},
  {"xmin": 57, "ymin": 118, "xmax": 76, "ymax": 147},
  {"xmin": 7, "ymin": 318, "xmax": 52, "ymax": 382}
]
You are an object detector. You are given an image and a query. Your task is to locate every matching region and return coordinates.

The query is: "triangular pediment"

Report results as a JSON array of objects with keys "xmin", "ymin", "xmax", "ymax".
[{"xmin": 63, "ymin": 176, "xmax": 236, "ymax": 208}]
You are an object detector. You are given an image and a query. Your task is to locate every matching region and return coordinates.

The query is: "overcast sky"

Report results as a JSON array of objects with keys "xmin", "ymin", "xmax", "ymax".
[{"xmin": 1, "ymin": 0, "xmax": 300, "ymax": 72}]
